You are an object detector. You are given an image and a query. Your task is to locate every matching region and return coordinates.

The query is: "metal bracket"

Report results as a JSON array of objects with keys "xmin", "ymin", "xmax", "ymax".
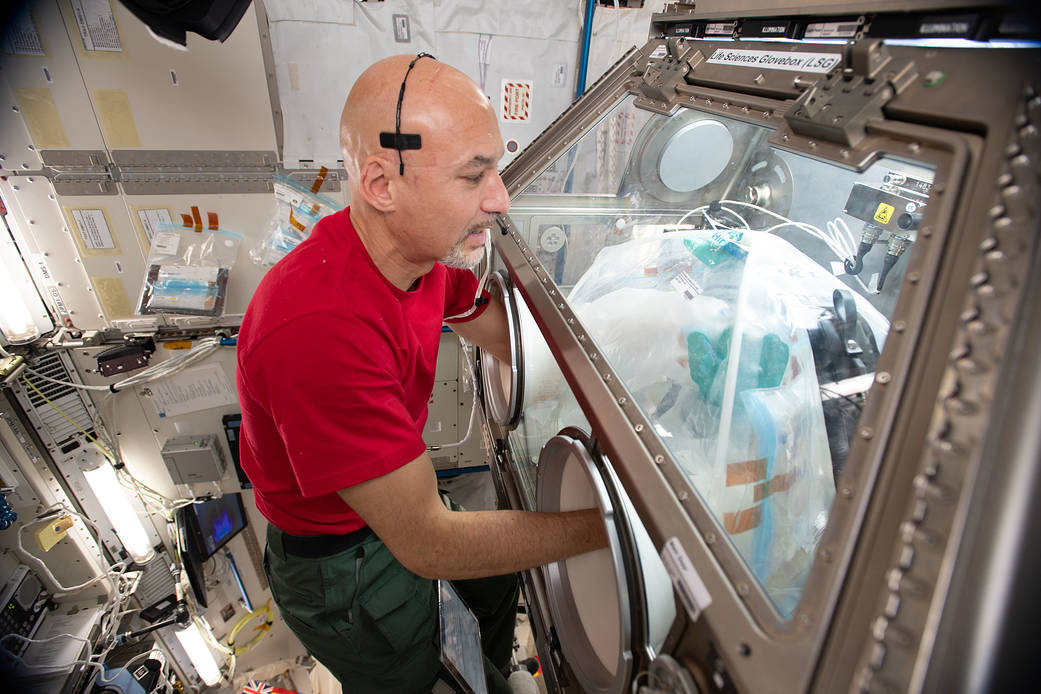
[
  {"xmin": 784, "ymin": 40, "xmax": 917, "ymax": 146},
  {"xmin": 635, "ymin": 38, "xmax": 698, "ymax": 114}
]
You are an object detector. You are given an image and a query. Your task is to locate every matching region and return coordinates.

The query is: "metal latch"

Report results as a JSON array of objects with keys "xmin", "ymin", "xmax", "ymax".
[
  {"xmin": 635, "ymin": 38, "xmax": 698, "ymax": 114},
  {"xmin": 784, "ymin": 40, "xmax": 917, "ymax": 146}
]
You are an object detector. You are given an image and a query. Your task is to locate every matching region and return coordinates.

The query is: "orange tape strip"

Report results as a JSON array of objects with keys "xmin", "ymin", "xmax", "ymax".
[
  {"xmin": 208, "ymin": 212, "xmax": 219, "ymax": 230},
  {"xmin": 288, "ymin": 208, "xmax": 306, "ymax": 231},
  {"xmin": 191, "ymin": 205, "xmax": 202, "ymax": 233},
  {"xmin": 308, "ymin": 166, "xmax": 329, "ymax": 216},
  {"xmin": 753, "ymin": 470, "xmax": 796, "ymax": 503},
  {"xmin": 310, "ymin": 166, "xmax": 328, "ymax": 194},
  {"xmin": 725, "ymin": 458, "xmax": 767, "ymax": 487},
  {"xmin": 181, "ymin": 213, "xmax": 194, "ymax": 227},
  {"xmin": 723, "ymin": 505, "xmax": 762, "ymax": 534}
]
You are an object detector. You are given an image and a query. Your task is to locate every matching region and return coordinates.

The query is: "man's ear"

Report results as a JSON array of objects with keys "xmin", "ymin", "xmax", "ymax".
[{"xmin": 358, "ymin": 155, "xmax": 396, "ymax": 212}]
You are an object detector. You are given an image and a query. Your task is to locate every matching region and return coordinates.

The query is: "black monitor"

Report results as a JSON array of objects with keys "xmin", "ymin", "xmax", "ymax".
[
  {"xmin": 175, "ymin": 494, "xmax": 247, "ymax": 608},
  {"xmin": 183, "ymin": 493, "xmax": 247, "ymax": 561}
]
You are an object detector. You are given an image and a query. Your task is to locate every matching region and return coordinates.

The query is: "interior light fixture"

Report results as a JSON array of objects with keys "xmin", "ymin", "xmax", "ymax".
[
  {"xmin": 80, "ymin": 460, "xmax": 155, "ymax": 564},
  {"xmin": 174, "ymin": 619, "xmax": 222, "ymax": 686},
  {"xmin": 0, "ymin": 229, "xmax": 52, "ymax": 344}
]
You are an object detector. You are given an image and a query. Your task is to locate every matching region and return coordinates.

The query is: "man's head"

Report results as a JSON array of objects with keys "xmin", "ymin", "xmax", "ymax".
[{"xmin": 340, "ymin": 55, "xmax": 510, "ymax": 281}]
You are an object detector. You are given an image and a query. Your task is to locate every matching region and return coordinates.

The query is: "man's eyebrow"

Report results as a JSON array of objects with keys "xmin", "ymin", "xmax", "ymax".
[{"xmin": 458, "ymin": 155, "xmax": 496, "ymax": 170}]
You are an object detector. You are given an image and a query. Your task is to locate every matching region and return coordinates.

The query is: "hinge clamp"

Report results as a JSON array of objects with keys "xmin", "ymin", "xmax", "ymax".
[{"xmin": 784, "ymin": 40, "xmax": 917, "ymax": 146}]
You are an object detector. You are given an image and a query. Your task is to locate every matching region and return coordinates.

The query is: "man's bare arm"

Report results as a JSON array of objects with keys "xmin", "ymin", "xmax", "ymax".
[
  {"xmin": 448, "ymin": 293, "xmax": 511, "ymax": 365},
  {"xmin": 338, "ymin": 452, "xmax": 606, "ymax": 579}
]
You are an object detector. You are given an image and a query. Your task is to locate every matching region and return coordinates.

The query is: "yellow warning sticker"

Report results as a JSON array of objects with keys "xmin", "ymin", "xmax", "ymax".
[{"xmin": 873, "ymin": 202, "xmax": 895, "ymax": 225}]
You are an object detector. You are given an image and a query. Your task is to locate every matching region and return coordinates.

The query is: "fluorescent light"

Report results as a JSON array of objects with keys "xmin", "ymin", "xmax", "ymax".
[
  {"xmin": 0, "ymin": 232, "xmax": 51, "ymax": 344},
  {"xmin": 81, "ymin": 462, "xmax": 155, "ymax": 564},
  {"xmin": 174, "ymin": 620, "xmax": 222, "ymax": 686}
]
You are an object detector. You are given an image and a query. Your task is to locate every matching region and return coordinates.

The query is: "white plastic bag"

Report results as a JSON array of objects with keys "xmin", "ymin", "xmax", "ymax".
[
  {"xmin": 136, "ymin": 223, "xmax": 243, "ymax": 317},
  {"xmin": 251, "ymin": 173, "xmax": 339, "ymax": 267}
]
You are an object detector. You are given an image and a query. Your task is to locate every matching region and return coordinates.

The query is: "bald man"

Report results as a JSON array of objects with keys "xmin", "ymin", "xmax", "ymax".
[{"xmin": 237, "ymin": 55, "xmax": 606, "ymax": 693}]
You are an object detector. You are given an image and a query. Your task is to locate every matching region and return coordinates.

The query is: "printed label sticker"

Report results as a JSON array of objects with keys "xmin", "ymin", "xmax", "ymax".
[
  {"xmin": 501, "ymin": 80, "xmax": 533, "ymax": 122},
  {"xmin": 707, "ymin": 48, "xmax": 841, "ymax": 74}
]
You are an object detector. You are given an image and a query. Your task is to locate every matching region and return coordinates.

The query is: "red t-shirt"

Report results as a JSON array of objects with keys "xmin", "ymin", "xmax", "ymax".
[{"xmin": 236, "ymin": 208, "xmax": 484, "ymax": 535}]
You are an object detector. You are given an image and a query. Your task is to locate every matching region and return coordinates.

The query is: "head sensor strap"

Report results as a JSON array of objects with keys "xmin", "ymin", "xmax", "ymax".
[{"xmin": 379, "ymin": 52, "xmax": 436, "ymax": 175}]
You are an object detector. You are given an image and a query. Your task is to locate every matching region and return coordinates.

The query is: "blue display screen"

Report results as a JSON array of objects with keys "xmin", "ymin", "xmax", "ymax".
[{"xmin": 191, "ymin": 493, "xmax": 246, "ymax": 558}]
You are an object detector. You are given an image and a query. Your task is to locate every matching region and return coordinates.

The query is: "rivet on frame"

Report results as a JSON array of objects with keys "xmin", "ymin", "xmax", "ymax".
[
  {"xmin": 568, "ymin": 318, "xmax": 574, "ymax": 324},
  {"xmin": 820, "ymin": 548, "xmax": 833, "ymax": 562},
  {"xmin": 590, "ymin": 353, "xmax": 599, "ymax": 360},
  {"xmin": 840, "ymin": 149, "xmax": 850, "ymax": 159},
  {"xmin": 737, "ymin": 583, "xmax": 750, "ymax": 596},
  {"xmin": 860, "ymin": 428, "xmax": 873, "ymax": 440},
  {"xmin": 558, "ymin": 303, "xmax": 565, "ymax": 309},
  {"xmin": 654, "ymin": 455, "xmax": 664, "ymax": 464},
  {"xmin": 578, "ymin": 334, "xmax": 586, "ymax": 341},
  {"xmin": 907, "ymin": 272, "xmax": 920, "ymax": 284},
  {"xmin": 634, "ymin": 423, "xmax": 642, "ymax": 432},
  {"xmin": 679, "ymin": 490, "xmax": 689, "ymax": 501},
  {"xmin": 618, "ymin": 396, "xmax": 627, "ymax": 405},
  {"xmin": 893, "ymin": 320, "xmax": 906, "ymax": 333},
  {"xmin": 842, "ymin": 487, "xmax": 854, "ymax": 499},
  {"xmin": 908, "ymin": 142, "xmax": 921, "ymax": 153},
  {"xmin": 920, "ymin": 226, "xmax": 932, "ymax": 238},
  {"xmin": 603, "ymin": 373, "xmax": 612, "ymax": 381},
  {"xmin": 705, "ymin": 532, "xmax": 716, "ymax": 544},
  {"xmin": 876, "ymin": 371, "xmax": 891, "ymax": 384}
]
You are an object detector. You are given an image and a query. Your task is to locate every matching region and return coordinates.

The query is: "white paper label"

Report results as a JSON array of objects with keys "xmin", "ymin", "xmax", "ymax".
[
  {"xmin": 704, "ymin": 22, "xmax": 737, "ymax": 36},
  {"xmin": 147, "ymin": 364, "xmax": 237, "ymax": 418},
  {"xmin": 71, "ymin": 0, "xmax": 122, "ymax": 52},
  {"xmin": 661, "ymin": 537, "xmax": 712, "ymax": 622},
  {"xmin": 670, "ymin": 271, "xmax": 703, "ymax": 300},
  {"xmin": 707, "ymin": 48, "xmax": 841, "ymax": 74},
  {"xmin": 2, "ymin": 5, "xmax": 45, "ymax": 56},
  {"xmin": 805, "ymin": 21, "xmax": 860, "ymax": 39},
  {"xmin": 71, "ymin": 209, "xmax": 115, "ymax": 250},
  {"xmin": 501, "ymin": 80, "xmax": 533, "ymax": 122},
  {"xmin": 31, "ymin": 254, "xmax": 70, "ymax": 318},
  {"xmin": 137, "ymin": 208, "xmax": 173, "ymax": 244},
  {"xmin": 151, "ymin": 231, "xmax": 180, "ymax": 257}
]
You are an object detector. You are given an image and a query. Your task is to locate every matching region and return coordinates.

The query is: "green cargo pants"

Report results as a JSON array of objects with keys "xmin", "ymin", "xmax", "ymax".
[{"xmin": 264, "ymin": 524, "xmax": 519, "ymax": 694}]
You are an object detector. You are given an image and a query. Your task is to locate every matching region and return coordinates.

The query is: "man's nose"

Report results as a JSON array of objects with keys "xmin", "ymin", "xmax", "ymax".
[{"xmin": 482, "ymin": 171, "xmax": 511, "ymax": 215}]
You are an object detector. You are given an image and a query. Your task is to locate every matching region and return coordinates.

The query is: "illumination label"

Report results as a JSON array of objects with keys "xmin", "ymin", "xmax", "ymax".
[{"xmin": 707, "ymin": 48, "xmax": 841, "ymax": 74}]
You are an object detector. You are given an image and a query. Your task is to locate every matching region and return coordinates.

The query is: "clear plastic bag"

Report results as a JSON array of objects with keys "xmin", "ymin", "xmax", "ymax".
[
  {"xmin": 552, "ymin": 230, "xmax": 890, "ymax": 614},
  {"xmin": 251, "ymin": 173, "xmax": 340, "ymax": 267},
  {"xmin": 136, "ymin": 223, "xmax": 243, "ymax": 317}
]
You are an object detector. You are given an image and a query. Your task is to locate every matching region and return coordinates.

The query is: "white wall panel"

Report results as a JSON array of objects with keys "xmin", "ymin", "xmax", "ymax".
[
  {"xmin": 0, "ymin": 0, "xmax": 104, "ymax": 168},
  {"xmin": 267, "ymin": 0, "xmax": 584, "ymax": 168},
  {"xmin": 53, "ymin": 0, "xmax": 276, "ymax": 151},
  {"xmin": 586, "ymin": 1, "xmax": 669, "ymax": 87},
  {"xmin": 0, "ymin": 176, "xmax": 106, "ymax": 327}
]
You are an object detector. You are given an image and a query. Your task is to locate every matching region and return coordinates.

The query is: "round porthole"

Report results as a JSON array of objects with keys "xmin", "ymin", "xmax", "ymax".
[
  {"xmin": 479, "ymin": 271, "xmax": 522, "ymax": 428},
  {"xmin": 537, "ymin": 428, "xmax": 676, "ymax": 694},
  {"xmin": 658, "ymin": 119, "xmax": 734, "ymax": 193}
]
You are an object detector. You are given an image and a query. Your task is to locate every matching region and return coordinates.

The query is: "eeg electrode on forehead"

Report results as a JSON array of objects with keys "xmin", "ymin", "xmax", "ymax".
[{"xmin": 379, "ymin": 52, "xmax": 436, "ymax": 175}]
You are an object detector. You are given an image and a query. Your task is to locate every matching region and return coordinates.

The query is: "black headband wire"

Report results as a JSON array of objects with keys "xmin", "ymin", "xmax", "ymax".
[{"xmin": 379, "ymin": 52, "xmax": 436, "ymax": 175}]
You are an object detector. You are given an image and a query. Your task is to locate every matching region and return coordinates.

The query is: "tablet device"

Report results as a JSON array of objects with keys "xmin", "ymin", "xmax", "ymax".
[{"xmin": 437, "ymin": 580, "xmax": 488, "ymax": 694}]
